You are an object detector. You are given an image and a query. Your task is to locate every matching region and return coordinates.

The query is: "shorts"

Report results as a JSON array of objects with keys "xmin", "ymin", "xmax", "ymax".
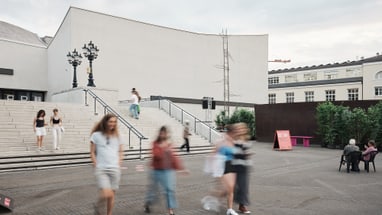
[
  {"xmin": 95, "ymin": 168, "xmax": 121, "ymax": 190},
  {"xmin": 35, "ymin": 127, "xmax": 46, "ymax": 136},
  {"xmin": 224, "ymin": 160, "xmax": 236, "ymax": 174}
]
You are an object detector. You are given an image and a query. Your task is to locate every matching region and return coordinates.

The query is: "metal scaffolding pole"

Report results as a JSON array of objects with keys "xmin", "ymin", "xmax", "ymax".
[{"xmin": 222, "ymin": 29, "xmax": 230, "ymax": 116}]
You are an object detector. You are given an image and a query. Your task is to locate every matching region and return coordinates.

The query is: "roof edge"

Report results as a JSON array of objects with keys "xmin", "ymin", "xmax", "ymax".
[{"xmin": 68, "ymin": 6, "xmax": 268, "ymax": 37}]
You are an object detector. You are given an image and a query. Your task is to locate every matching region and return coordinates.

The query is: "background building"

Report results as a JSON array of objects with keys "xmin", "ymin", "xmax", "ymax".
[
  {"xmin": 0, "ymin": 7, "xmax": 268, "ymax": 106},
  {"xmin": 268, "ymin": 54, "xmax": 382, "ymax": 104}
]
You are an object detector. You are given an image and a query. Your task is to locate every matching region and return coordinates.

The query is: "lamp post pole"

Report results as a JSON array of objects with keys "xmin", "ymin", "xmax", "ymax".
[
  {"xmin": 82, "ymin": 41, "xmax": 99, "ymax": 87},
  {"xmin": 67, "ymin": 49, "xmax": 82, "ymax": 88}
]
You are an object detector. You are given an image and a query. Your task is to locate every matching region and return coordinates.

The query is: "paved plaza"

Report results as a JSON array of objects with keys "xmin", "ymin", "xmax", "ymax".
[{"xmin": 0, "ymin": 142, "xmax": 381, "ymax": 215}]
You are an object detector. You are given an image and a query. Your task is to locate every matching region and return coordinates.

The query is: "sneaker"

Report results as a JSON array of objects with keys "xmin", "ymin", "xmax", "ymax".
[
  {"xmin": 238, "ymin": 205, "xmax": 251, "ymax": 214},
  {"xmin": 226, "ymin": 208, "xmax": 239, "ymax": 215}
]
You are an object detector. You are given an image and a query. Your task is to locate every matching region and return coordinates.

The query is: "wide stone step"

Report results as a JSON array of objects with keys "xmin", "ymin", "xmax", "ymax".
[{"xmin": 0, "ymin": 145, "xmax": 214, "ymax": 172}]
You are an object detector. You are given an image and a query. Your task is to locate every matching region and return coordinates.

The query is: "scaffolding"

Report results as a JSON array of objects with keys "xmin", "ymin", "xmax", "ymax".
[{"xmin": 221, "ymin": 29, "xmax": 230, "ymax": 116}]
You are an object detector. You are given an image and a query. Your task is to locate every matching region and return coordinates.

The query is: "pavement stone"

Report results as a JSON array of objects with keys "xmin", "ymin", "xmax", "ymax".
[{"xmin": 0, "ymin": 142, "xmax": 381, "ymax": 215}]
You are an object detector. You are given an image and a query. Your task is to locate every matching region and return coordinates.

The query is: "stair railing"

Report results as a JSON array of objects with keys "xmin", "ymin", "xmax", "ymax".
[
  {"xmin": 84, "ymin": 89, "xmax": 147, "ymax": 158},
  {"xmin": 155, "ymin": 99, "xmax": 221, "ymax": 144}
]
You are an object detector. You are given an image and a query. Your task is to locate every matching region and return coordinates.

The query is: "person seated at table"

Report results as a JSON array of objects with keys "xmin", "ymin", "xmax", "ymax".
[
  {"xmin": 361, "ymin": 140, "xmax": 378, "ymax": 161},
  {"xmin": 342, "ymin": 139, "xmax": 361, "ymax": 171},
  {"xmin": 343, "ymin": 139, "xmax": 360, "ymax": 156}
]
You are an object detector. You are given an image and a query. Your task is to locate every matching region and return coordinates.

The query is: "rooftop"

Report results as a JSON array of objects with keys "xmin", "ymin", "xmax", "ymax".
[
  {"xmin": 269, "ymin": 54, "xmax": 382, "ymax": 74},
  {"xmin": 0, "ymin": 21, "xmax": 50, "ymax": 47}
]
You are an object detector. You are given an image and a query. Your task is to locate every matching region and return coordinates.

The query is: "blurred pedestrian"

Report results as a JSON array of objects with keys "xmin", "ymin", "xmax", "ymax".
[
  {"xmin": 50, "ymin": 108, "xmax": 62, "ymax": 150},
  {"xmin": 180, "ymin": 121, "xmax": 191, "ymax": 153},
  {"xmin": 129, "ymin": 88, "xmax": 141, "ymax": 119},
  {"xmin": 216, "ymin": 124, "xmax": 240, "ymax": 215},
  {"xmin": 144, "ymin": 126, "xmax": 188, "ymax": 215},
  {"xmin": 33, "ymin": 109, "xmax": 47, "ymax": 151},
  {"xmin": 233, "ymin": 123, "xmax": 252, "ymax": 214},
  {"xmin": 90, "ymin": 114, "xmax": 124, "ymax": 215}
]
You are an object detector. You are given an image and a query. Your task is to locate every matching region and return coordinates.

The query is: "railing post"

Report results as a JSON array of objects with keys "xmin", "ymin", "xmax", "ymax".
[
  {"xmin": 129, "ymin": 129, "xmax": 131, "ymax": 149},
  {"xmin": 194, "ymin": 118, "xmax": 197, "ymax": 134},
  {"xmin": 139, "ymin": 138, "xmax": 143, "ymax": 160},
  {"xmin": 85, "ymin": 90, "xmax": 88, "ymax": 106},
  {"xmin": 158, "ymin": 99, "xmax": 161, "ymax": 109},
  {"xmin": 104, "ymin": 107, "xmax": 107, "ymax": 115},
  {"xmin": 181, "ymin": 110, "xmax": 183, "ymax": 124},
  {"xmin": 169, "ymin": 102, "xmax": 171, "ymax": 116},
  {"xmin": 94, "ymin": 97, "xmax": 97, "ymax": 114},
  {"xmin": 209, "ymin": 127, "xmax": 212, "ymax": 143}
]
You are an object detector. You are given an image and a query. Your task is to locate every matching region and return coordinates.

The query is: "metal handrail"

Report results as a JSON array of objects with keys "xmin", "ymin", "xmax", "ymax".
[
  {"xmin": 157, "ymin": 99, "xmax": 221, "ymax": 143},
  {"xmin": 84, "ymin": 89, "xmax": 147, "ymax": 158}
]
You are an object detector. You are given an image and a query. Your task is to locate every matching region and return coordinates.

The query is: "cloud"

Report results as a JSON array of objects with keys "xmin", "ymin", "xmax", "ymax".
[{"xmin": 0, "ymin": 0, "xmax": 381, "ymax": 71}]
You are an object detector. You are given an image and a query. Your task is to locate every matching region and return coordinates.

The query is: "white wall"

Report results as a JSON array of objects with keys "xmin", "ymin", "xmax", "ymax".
[
  {"xmin": 363, "ymin": 62, "xmax": 382, "ymax": 100},
  {"xmin": 47, "ymin": 7, "xmax": 268, "ymax": 104},
  {"xmin": 47, "ymin": 10, "xmax": 73, "ymax": 100},
  {"xmin": 0, "ymin": 40, "xmax": 47, "ymax": 91}
]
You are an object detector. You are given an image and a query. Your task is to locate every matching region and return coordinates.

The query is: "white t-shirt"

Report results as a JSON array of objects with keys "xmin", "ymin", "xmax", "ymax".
[
  {"xmin": 90, "ymin": 132, "xmax": 122, "ymax": 169},
  {"xmin": 131, "ymin": 94, "xmax": 139, "ymax": 105}
]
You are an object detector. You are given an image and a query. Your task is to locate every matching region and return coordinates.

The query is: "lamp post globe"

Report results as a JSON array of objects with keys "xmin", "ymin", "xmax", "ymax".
[
  {"xmin": 82, "ymin": 41, "xmax": 99, "ymax": 87},
  {"xmin": 67, "ymin": 49, "xmax": 82, "ymax": 88}
]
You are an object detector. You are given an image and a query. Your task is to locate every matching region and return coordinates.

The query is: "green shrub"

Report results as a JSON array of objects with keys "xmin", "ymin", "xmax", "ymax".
[
  {"xmin": 316, "ymin": 101, "xmax": 382, "ymax": 149},
  {"xmin": 215, "ymin": 109, "xmax": 256, "ymax": 139}
]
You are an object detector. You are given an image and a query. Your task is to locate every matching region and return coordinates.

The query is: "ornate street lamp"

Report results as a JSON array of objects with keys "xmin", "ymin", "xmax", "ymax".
[
  {"xmin": 82, "ymin": 41, "xmax": 99, "ymax": 87},
  {"xmin": 67, "ymin": 49, "xmax": 82, "ymax": 88}
]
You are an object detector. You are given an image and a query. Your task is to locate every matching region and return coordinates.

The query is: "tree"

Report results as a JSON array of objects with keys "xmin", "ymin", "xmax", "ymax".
[
  {"xmin": 316, "ymin": 102, "xmax": 338, "ymax": 147},
  {"xmin": 349, "ymin": 107, "xmax": 369, "ymax": 144},
  {"xmin": 334, "ymin": 105, "xmax": 352, "ymax": 147}
]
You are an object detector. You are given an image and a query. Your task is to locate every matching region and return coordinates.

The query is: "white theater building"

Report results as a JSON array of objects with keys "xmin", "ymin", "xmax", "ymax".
[
  {"xmin": 268, "ymin": 54, "xmax": 382, "ymax": 104},
  {"xmin": 0, "ymin": 7, "xmax": 268, "ymax": 109}
]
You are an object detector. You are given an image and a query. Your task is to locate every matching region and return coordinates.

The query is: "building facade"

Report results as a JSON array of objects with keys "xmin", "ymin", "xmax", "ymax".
[
  {"xmin": 0, "ymin": 7, "xmax": 268, "ymax": 104},
  {"xmin": 268, "ymin": 55, "xmax": 382, "ymax": 104}
]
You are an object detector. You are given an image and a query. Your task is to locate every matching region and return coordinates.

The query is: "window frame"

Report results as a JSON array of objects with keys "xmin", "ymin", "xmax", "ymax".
[
  {"xmin": 268, "ymin": 93, "xmax": 276, "ymax": 104},
  {"xmin": 325, "ymin": 90, "xmax": 336, "ymax": 101},
  {"xmin": 347, "ymin": 88, "xmax": 359, "ymax": 101},
  {"xmin": 286, "ymin": 92, "xmax": 294, "ymax": 103},
  {"xmin": 268, "ymin": 77, "xmax": 280, "ymax": 85},
  {"xmin": 305, "ymin": 91, "xmax": 314, "ymax": 102}
]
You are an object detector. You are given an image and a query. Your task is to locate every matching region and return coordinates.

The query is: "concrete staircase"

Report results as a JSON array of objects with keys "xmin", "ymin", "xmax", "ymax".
[
  {"xmin": 0, "ymin": 100, "xmax": 100, "ymax": 155},
  {"xmin": 117, "ymin": 106, "xmax": 211, "ymax": 149},
  {"xmin": 0, "ymin": 100, "xmax": 213, "ymax": 172}
]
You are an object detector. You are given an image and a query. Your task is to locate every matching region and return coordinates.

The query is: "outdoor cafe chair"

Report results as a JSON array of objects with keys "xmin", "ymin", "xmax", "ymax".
[
  {"xmin": 339, "ymin": 151, "xmax": 362, "ymax": 173},
  {"xmin": 361, "ymin": 151, "xmax": 379, "ymax": 173}
]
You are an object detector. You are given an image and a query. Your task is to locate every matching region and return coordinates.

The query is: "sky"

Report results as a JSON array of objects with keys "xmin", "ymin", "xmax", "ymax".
[{"xmin": 1, "ymin": 0, "xmax": 382, "ymax": 70}]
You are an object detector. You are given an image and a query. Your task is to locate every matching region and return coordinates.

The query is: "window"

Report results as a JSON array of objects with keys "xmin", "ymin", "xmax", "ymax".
[
  {"xmin": 375, "ymin": 87, "xmax": 382, "ymax": 96},
  {"xmin": 6, "ymin": 94, "xmax": 14, "ymax": 100},
  {"xmin": 268, "ymin": 94, "xmax": 276, "ymax": 104},
  {"xmin": 325, "ymin": 90, "xmax": 336, "ymax": 101},
  {"xmin": 376, "ymin": 71, "xmax": 382, "ymax": 80},
  {"xmin": 286, "ymin": 92, "xmax": 294, "ymax": 103},
  {"xmin": 268, "ymin": 77, "xmax": 279, "ymax": 85},
  {"xmin": 285, "ymin": 74, "xmax": 297, "ymax": 83},
  {"xmin": 20, "ymin": 96, "xmax": 29, "ymax": 101},
  {"xmin": 348, "ymin": 88, "xmax": 359, "ymax": 101},
  {"xmin": 346, "ymin": 68, "xmax": 362, "ymax": 77},
  {"xmin": 324, "ymin": 71, "xmax": 338, "ymax": 80},
  {"xmin": 303, "ymin": 72, "xmax": 317, "ymax": 81},
  {"xmin": 305, "ymin": 91, "xmax": 314, "ymax": 102}
]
